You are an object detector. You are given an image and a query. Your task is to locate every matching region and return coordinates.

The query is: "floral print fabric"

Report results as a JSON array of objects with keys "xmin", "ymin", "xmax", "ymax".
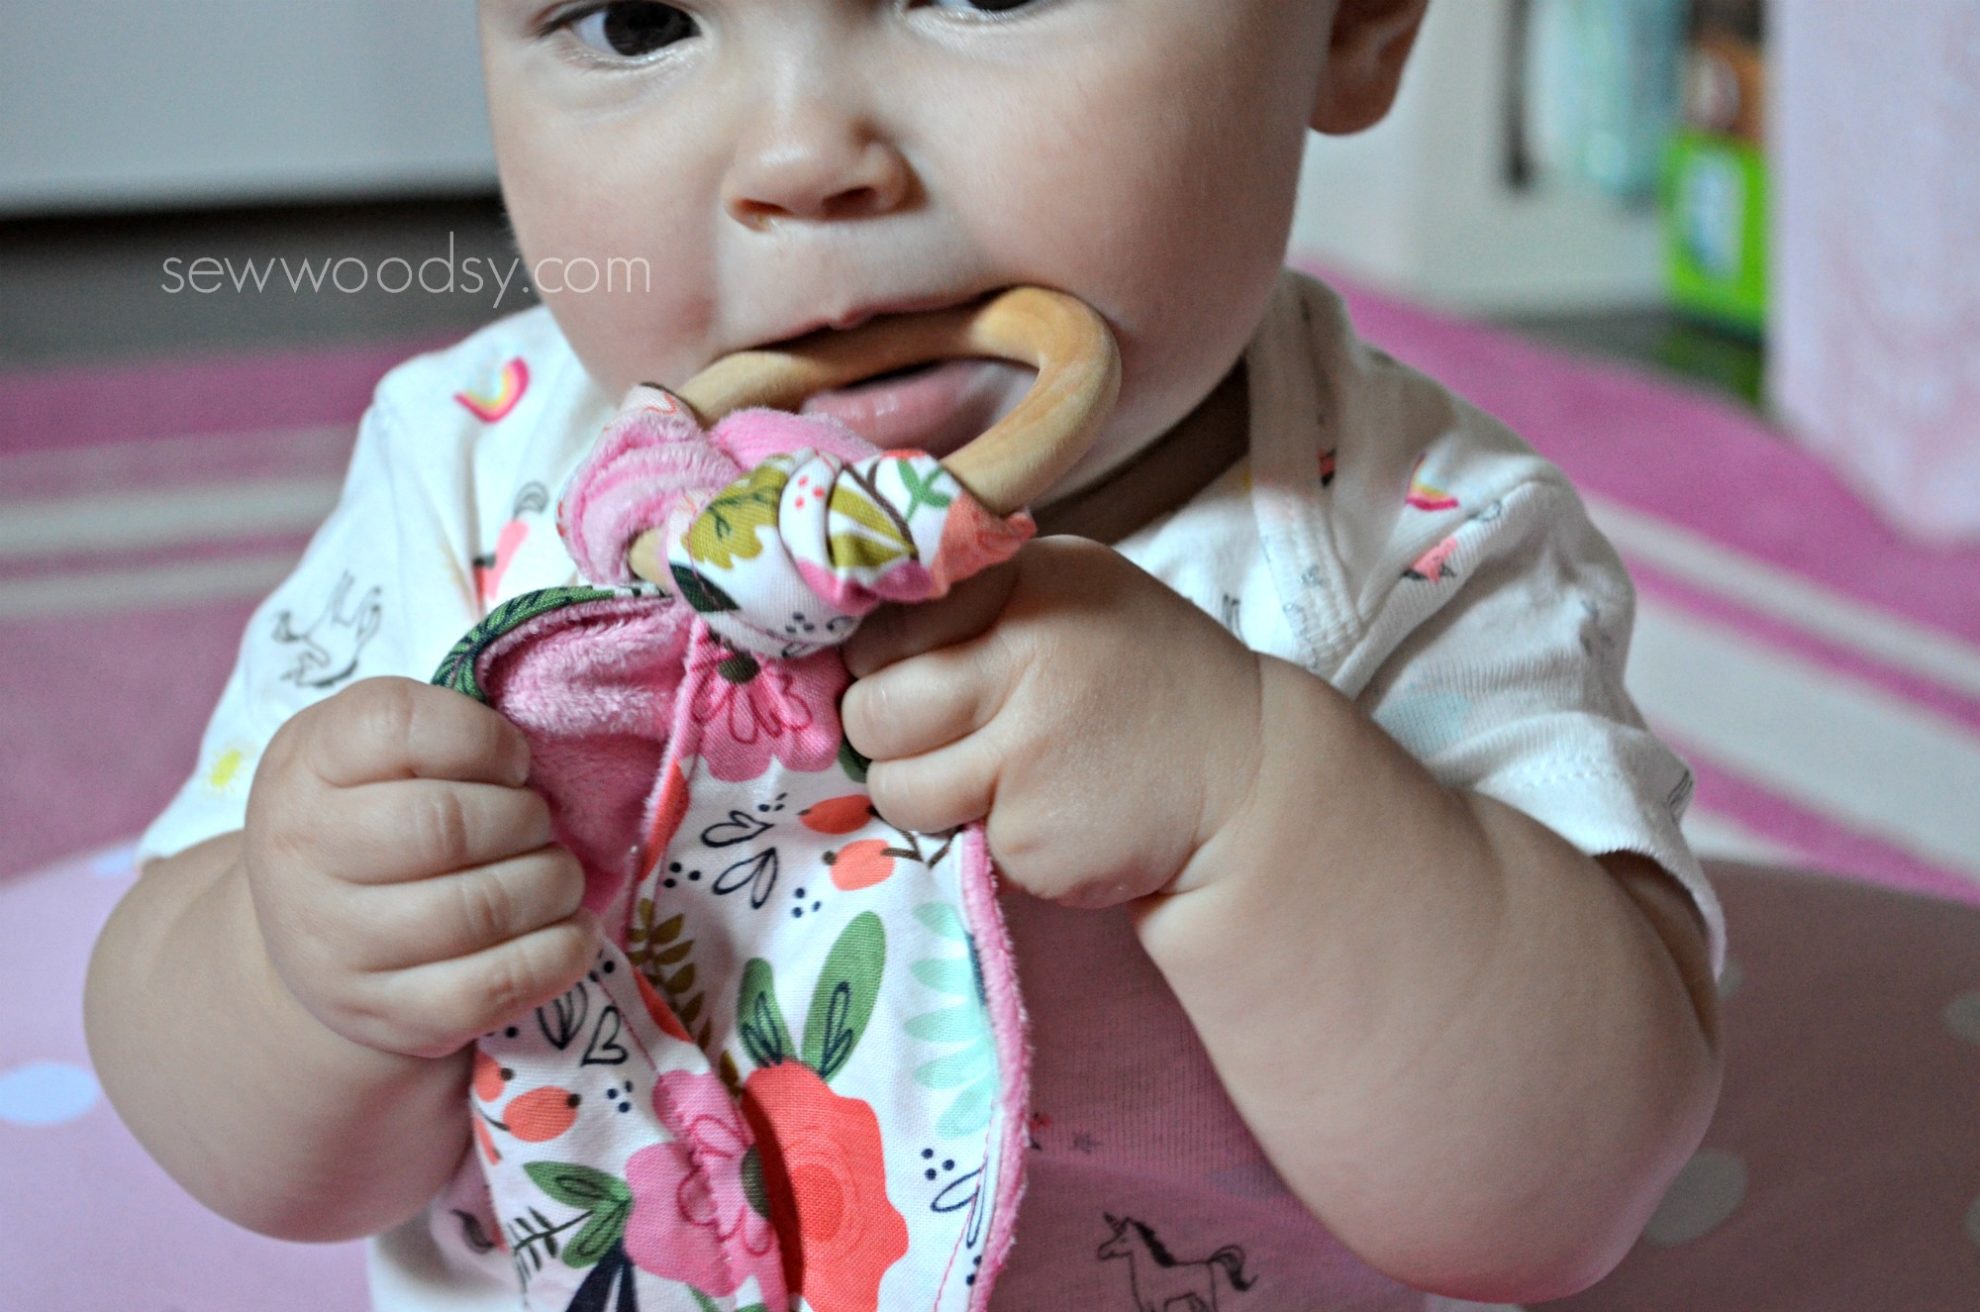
[{"xmin": 424, "ymin": 388, "xmax": 1034, "ymax": 1312}]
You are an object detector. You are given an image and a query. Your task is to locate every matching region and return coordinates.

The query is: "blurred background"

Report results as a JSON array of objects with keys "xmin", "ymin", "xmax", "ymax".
[{"xmin": 2, "ymin": 3, "xmax": 1979, "ymax": 1310}]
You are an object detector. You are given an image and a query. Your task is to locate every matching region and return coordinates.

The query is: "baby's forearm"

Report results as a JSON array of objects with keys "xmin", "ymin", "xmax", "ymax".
[
  {"xmin": 84, "ymin": 831, "xmax": 473, "ymax": 1243},
  {"xmin": 1134, "ymin": 657, "xmax": 1721, "ymax": 1304}
]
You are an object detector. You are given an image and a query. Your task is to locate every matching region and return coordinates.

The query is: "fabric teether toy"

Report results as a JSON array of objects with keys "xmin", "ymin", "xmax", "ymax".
[{"xmin": 424, "ymin": 288, "xmax": 1119, "ymax": 1312}]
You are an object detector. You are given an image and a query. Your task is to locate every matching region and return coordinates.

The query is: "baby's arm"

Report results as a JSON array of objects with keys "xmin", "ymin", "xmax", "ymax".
[
  {"xmin": 85, "ymin": 828, "xmax": 476, "ymax": 1241},
  {"xmin": 842, "ymin": 533, "xmax": 1721, "ymax": 1304},
  {"xmin": 1136, "ymin": 656, "xmax": 1721, "ymax": 1304},
  {"xmin": 85, "ymin": 677, "xmax": 597, "ymax": 1242}
]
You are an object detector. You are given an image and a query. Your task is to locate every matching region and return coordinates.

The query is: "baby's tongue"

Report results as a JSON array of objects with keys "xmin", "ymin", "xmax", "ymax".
[{"xmin": 798, "ymin": 358, "xmax": 1010, "ymax": 456}]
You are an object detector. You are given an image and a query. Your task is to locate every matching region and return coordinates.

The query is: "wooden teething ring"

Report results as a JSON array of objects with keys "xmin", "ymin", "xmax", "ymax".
[{"xmin": 626, "ymin": 285, "xmax": 1120, "ymax": 587}]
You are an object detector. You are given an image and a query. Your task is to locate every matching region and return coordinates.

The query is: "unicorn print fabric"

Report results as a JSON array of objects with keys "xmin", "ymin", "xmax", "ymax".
[{"xmin": 424, "ymin": 385, "xmax": 1036, "ymax": 1312}]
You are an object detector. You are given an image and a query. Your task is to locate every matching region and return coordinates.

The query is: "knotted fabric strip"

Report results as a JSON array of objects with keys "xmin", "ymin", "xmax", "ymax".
[{"xmin": 558, "ymin": 384, "xmax": 1034, "ymax": 656}]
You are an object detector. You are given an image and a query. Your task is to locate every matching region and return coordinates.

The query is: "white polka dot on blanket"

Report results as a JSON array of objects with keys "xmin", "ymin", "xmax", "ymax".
[
  {"xmin": 1644, "ymin": 1150, "xmax": 1746, "ymax": 1246},
  {"xmin": 0, "ymin": 1060, "xmax": 100, "ymax": 1127},
  {"xmin": 1943, "ymin": 990, "xmax": 1980, "ymax": 1046}
]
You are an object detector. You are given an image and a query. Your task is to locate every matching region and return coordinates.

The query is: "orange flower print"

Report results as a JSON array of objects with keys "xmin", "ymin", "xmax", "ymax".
[
  {"xmin": 799, "ymin": 793, "xmax": 874, "ymax": 835},
  {"xmin": 742, "ymin": 1062, "xmax": 908, "ymax": 1312},
  {"xmin": 824, "ymin": 838, "xmax": 897, "ymax": 892}
]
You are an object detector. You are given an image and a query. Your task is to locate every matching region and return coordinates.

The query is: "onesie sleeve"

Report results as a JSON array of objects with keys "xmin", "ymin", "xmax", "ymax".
[
  {"xmin": 1348, "ymin": 474, "xmax": 1725, "ymax": 977},
  {"xmin": 133, "ymin": 392, "xmax": 479, "ymax": 871}
]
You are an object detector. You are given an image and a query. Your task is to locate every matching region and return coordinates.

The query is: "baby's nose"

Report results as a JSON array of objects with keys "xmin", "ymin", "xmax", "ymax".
[{"xmin": 723, "ymin": 103, "xmax": 915, "ymax": 230}]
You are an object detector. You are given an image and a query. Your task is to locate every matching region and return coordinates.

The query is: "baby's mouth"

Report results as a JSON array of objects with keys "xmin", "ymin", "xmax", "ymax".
[
  {"xmin": 828, "ymin": 359, "xmax": 942, "ymax": 390},
  {"xmin": 798, "ymin": 357, "xmax": 1030, "ymax": 456}
]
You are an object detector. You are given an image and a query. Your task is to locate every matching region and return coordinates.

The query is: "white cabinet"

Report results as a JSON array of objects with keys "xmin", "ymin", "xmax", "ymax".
[{"xmin": 0, "ymin": 0, "xmax": 496, "ymax": 215}]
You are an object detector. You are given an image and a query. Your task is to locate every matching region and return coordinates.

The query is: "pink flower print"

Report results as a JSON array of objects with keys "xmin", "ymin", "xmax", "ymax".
[
  {"xmin": 623, "ymin": 1070, "xmax": 789, "ymax": 1303},
  {"xmin": 686, "ymin": 633, "xmax": 846, "ymax": 782}
]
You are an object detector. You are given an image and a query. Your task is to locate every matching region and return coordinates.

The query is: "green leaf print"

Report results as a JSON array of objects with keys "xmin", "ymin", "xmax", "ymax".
[
  {"xmin": 520, "ymin": 1162, "xmax": 632, "ymax": 1269},
  {"xmin": 936, "ymin": 1078, "xmax": 995, "ymax": 1139},
  {"xmin": 690, "ymin": 1292, "xmax": 769, "ymax": 1312},
  {"xmin": 838, "ymin": 735, "xmax": 871, "ymax": 783},
  {"xmin": 802, "ymin": 910, "xmax": 886, "ymax": 1082},
  {"xmin": 827, "ymin": 471, "xmax": 916, "ymax": 569},
  {"xmin": 669, "ymin": 563, "xmax": 740, "ymax": 615},
  {"xmin": 828, "ymin": 530, "xmax": 908, "ymax": 570},
  {"xmin": 686, "ymin": 461, "xmax": 788, "ymax": 571},
  {"xmin": 907, "ymin": 901, "xmax": 999, "ymax": 1139},
  {"xmin": 910, "ymin": 956, "xmax": 976, "ymax": 995},
  {"xmin": 896, "ymin": 460, "xmax": 954, "ymax": 520},
  {"xmin": 431, "ymin": 585, "xmax": 618, "ymax": 701},
  {"xmin": 738, "ymin": 957, "xmax": 793, "ymax": 1070},
  {"xmin": 628, "ymin": 900, "xmax": 710, "ymax": 1045}
]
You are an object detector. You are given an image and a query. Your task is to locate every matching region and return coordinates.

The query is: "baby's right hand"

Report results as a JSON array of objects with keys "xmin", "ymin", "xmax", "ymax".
[{"xmin": 242, "ymin": 676, "xmax": 597, "ymax": 1061}]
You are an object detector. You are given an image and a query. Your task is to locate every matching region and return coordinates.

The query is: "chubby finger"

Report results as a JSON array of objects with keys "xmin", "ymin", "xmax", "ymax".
[
  {"xmin": 306, "ymin": 677, "xmax": 532, "ymax": 789},
  {"xmin": 866, "ymin": 736, "xmax": 998, "ymax": 836},
  {"xmin": 352, "ymin": 907, "xmax": 601, "ymax": 1058},
  {"xmin": 843, "ymin": 558, "xmax": 1019, "ymax": 678},
  {"xmin": 348, "ymin": 843, "xmax": 589, "ymax": 972},
  {"xmin": 329, "ymin": 779, "xmax": 555, "ymax": 884},
  {"xmin": 842, "ymin": 637, "xmax": 1012, "ymax": 762}
]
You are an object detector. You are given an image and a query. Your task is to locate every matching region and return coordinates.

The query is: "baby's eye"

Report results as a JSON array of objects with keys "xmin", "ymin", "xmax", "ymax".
[
  {"xmin": 919, "ymin": 0, "xmax": 1043, "ymax": 14},
  {"xmin": 558, "ymin": 2, "xmax": 697, "ymax": 60}
]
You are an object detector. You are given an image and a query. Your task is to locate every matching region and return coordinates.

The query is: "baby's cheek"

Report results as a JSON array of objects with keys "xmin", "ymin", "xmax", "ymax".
[
  {"xmin": 499, "ymin": 151, "xmax": 727, "ymax": 394},
  {"xmin": 530, "ymin": 273, "xmax": 709, "ymax": 398}
]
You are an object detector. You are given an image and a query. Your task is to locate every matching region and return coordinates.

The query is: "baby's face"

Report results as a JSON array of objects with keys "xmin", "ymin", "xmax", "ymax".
[{"xmin": 478, "ymin": 0, "xmax": 1337, "ymax": 490}]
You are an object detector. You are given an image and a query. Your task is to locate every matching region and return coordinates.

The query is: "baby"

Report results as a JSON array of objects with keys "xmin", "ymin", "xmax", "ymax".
[{"xmin": 86, "ymin": 1, "xmax": 1724, "ymax": 1309}]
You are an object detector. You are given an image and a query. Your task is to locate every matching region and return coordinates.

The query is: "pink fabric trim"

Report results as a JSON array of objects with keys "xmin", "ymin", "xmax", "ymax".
[
  {"xmin": 644, "ymin": 619, "xmax": 716, "ymax": 930},
  {"xmin": 958, "ymin": 828, "xmax": 1032, "ymax": 1309}
]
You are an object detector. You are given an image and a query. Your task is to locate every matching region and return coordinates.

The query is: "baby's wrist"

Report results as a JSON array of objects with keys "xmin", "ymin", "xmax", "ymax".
[{"xmin": 1169, "ymin": 653, "xmax": 1325, "ymax": 899}]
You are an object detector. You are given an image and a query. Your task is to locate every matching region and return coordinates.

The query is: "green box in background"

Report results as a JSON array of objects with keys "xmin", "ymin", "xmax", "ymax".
[{"xmin": 1663, "ymin": 128, "xmax": 1768, "ymax": 337}]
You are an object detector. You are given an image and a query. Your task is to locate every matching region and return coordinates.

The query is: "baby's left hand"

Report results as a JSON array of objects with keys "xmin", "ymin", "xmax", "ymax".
[{"xmin": 841, "ymin": 536, "xmax": 1264, "ymax": 908}]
